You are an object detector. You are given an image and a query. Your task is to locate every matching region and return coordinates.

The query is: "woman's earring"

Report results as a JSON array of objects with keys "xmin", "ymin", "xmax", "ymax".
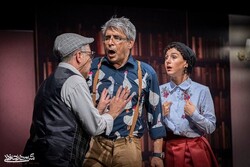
[{"xmin": 184, "ymin": 66, "xmax": 188, "ymax": 74}]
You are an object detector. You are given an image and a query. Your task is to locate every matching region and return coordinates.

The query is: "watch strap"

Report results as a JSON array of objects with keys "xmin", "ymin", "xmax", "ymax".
[{"xmin": 152, "ymin": 152, "xmax": 165, "ymax": 159}]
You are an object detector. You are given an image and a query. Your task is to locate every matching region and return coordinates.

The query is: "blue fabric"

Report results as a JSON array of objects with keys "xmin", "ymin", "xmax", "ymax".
[
  {"xmin": 88, "ymin": 55, "xmax": 166, "ymax": 140},
  {"xmin": 159, "ymin": 78, "xmax": 216, "ymax": 138}
]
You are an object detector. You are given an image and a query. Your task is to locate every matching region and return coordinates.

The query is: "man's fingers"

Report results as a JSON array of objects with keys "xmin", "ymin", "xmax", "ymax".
[
  {"xmin": 111, "ymin": 86, "xmax": 134, "ymax": 106},
  {"xmin": 119, "ymin": 86, "xmax": 128, "ymax": 97},
  {"xmin": 115, "ymin": 86, "xmax": 123, "ymax": 98},
  {"xmin": 124, "ymin": 91, "xmax": 135, "ymax": 103}
]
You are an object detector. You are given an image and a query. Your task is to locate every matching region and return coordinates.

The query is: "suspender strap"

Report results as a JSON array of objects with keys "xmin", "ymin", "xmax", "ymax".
[
  {"xmin": 92, "ymin": 57, "xmax": 104, "ymax": 106},
  {"xmin": 91, "ymin": 58, "xmax": 142, "ymax": 141},
  {"xmin": 129, "ymin": 61, "xmax": 142, "ymax": 140}
]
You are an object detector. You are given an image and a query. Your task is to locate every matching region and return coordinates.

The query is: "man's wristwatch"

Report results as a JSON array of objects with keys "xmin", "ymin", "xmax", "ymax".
[{"xmin": 152, "ymin": 152, "xmax": 165, "ymax": 159}]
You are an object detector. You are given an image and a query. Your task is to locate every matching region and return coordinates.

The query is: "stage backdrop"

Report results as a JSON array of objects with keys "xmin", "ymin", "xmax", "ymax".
[{"xmin": 0, "ymin": 30, "xmax": 35, "ymax": 167}]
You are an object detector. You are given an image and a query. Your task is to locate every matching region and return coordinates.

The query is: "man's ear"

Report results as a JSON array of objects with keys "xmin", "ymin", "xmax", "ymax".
[
  {"xmin": 128, "ymin": 40, "xmax": 135, "ymax": 49},
  {"xmin": 75, "ymin": 51, "xmax": 82, "ymax": 63}
]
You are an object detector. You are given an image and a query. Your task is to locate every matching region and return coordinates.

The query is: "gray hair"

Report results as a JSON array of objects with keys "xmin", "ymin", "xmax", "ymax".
[{"xmin": 101, "ymin": 16, "xmax": 136, "ymax": 41}]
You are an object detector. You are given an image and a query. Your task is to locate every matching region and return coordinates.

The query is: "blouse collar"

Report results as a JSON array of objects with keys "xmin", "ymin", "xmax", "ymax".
[{"xmin": 169, "ymin": 77, "xmax": 192, "ymax": 92}]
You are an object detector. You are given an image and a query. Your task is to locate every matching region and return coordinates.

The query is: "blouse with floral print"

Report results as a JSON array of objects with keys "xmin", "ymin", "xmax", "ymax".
[{"xmin": 159, "ymin": 78, "xmax": 216, "ymax": 137}]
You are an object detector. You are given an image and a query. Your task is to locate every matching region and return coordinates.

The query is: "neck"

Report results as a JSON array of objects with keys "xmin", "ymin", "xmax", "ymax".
[
  {"xmin": 171, "ymin": 74, "xmax": 189, "ymax": 85},
  {"xmin": 113, "ymin": 55, "xmax": 129, "ymax": 69}
]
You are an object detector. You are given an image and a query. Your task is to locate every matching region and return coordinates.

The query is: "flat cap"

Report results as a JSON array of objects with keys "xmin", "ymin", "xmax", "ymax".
[{"xmin": 53, "ymin": 33, "xmax": 94, "ymax": 59}]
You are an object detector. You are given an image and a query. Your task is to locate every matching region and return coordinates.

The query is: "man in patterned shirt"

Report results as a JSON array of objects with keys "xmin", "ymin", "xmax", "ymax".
[{"xmin": 83, "ymin": 16, "xmax": 166, "ymax": 167}]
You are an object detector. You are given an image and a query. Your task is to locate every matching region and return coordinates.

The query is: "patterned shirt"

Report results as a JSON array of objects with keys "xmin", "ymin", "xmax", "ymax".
[
  {"xmin": 87, "ymin": 56, "xmax": 166, "ymax": 140},
  {"xmin": 159, "ymin": 78, "xmax": 216, "ymax": 138}
]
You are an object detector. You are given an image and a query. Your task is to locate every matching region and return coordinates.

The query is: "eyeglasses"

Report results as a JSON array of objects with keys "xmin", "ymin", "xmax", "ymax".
[
  {"xmin": 104, "ymin": 35, "xmax": 128, "ymax": 43},
  {"xmin": 81, "ymin": 51, "xmax": 95, "ymax": 60}
]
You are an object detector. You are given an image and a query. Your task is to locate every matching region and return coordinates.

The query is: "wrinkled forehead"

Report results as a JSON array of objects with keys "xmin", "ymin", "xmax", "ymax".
[{"xmin": 105, "ymin": 27, "xmax": 125, "ymax": 35}]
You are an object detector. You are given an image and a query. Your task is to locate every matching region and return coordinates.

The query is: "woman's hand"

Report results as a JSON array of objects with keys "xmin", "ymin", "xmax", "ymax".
[
  {"xmin": 162, "ymin": 101, "xmax": 172, "ymax": 116},
  {"xmin": 184, "ymin": 99, "xmax": 195, "ymax": 116}
]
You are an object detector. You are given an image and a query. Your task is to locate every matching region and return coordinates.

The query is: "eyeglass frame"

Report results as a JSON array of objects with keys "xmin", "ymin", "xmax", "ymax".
[
  {"xmin": 80, "ymin": 51, "xmax": 95, "ymax": 60},
  {"xmin": 103, "ymin": 35, "xmax": 128, "ymax": 43}
]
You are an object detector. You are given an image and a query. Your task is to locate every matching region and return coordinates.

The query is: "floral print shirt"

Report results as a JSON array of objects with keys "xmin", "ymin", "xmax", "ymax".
[{"xmin": 159, "ymin": 78, "xmax": 216, "ymax": 137}]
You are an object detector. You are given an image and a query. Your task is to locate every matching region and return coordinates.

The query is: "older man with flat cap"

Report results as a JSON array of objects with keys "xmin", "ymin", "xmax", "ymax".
[{"xmin": 23, "ymin": 33, "xmax": 133, "ymax": 167}]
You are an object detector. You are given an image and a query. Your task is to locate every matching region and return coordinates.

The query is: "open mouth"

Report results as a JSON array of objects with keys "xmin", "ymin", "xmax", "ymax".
[
  {"xmin": 107, "ymin": 50, "xmax": 116, "ymax": 57},
  {"xmin": 167, "ymin": 66, "xmax": 172, "ymax": 71}
]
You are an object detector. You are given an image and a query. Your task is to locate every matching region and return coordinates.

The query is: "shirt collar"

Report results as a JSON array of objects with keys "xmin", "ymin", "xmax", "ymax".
[
  {"xmin": 58, "ymin": 62, "xmax": 82, "ymax": 77},
  {"xmin": 169, "ymin": 77, "xmax": 191, "ymax": 92},
  {"xmin": 101, "ymin": 55, "xmax": 136, "ymax": 68}
]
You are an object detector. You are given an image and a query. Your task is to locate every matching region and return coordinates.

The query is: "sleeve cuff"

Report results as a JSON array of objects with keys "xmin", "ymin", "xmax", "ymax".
[{"xmin": 102, "ymin": 113, "xmax": 114, "ymax": 135}]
